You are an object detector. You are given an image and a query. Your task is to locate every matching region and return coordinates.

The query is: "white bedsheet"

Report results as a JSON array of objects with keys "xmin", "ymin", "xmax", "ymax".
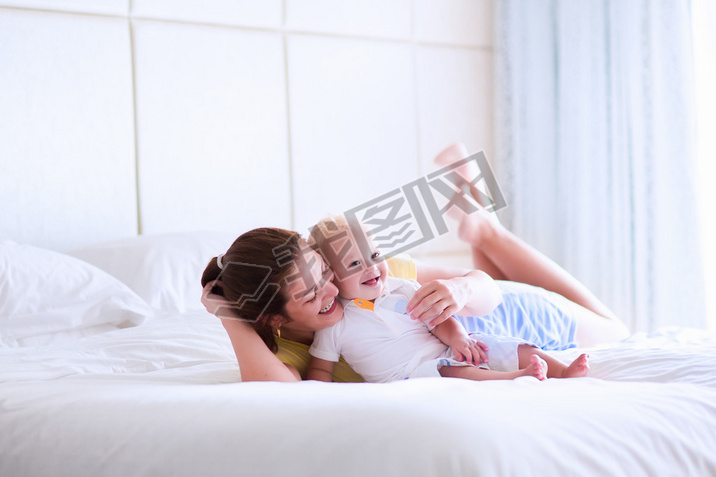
[{"xmin": 1, "ymin": 311, "xmax": 715, "ymax": 477}]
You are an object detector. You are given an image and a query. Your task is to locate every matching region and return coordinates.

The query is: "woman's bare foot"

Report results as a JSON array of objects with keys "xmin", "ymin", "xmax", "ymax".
[
  {"xmin": 434, "ymin": 142, "xmax": 482, "ymax": 204},
  {"xmin": 434, "ymin": 142, "xmax": 501, "ymax": 229},
  {"xmin": 520, "ymin": 354, "xmax": 548, "ymax": 380},
  {"xmin": 434, "ymin": 143, "xmax": 475, "ymax": 223},
  {"xmin": 560, "ymin": 353, "xmax": 590, "ymax": 378},
  {"xmin": 434, "ymin": 142, "xmax": 470, "ymax": 169}
]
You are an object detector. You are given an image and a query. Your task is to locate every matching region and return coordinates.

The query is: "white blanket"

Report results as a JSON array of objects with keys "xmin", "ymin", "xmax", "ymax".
[{"xmin": 1, "ymin": 311, "xmax": 715, "ymax": 477}]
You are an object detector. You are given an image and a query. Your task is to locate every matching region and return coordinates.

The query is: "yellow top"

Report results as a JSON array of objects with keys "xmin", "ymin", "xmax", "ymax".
[{"xmin": 274, "ymin": 254, "xmax": 417, "ymax": 382}]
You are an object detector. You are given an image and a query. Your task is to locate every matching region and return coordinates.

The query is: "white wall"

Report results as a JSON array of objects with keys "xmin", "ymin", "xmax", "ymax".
[{"xmin": 0, "ymin": 0, "xmax": 495, "ymax": 266}]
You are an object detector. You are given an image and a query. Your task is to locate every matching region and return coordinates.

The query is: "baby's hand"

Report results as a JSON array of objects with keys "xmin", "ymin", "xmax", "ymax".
[{"xmin": 451, "ymin": 338, "xmax": 488, "ymax": 366}]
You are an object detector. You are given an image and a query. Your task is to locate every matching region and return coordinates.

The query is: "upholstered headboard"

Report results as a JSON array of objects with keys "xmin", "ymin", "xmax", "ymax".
[{"xmin": 0, "ymin": 0, "xmax": 495, "ymax": 266}]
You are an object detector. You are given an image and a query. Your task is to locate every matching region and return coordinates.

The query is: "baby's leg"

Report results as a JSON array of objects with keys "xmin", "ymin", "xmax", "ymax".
[
  {"xmin": 439, "ymin": 359, "xmax": 547, "ymax": 381},
  {"xmin": 518, "ymin": 345, "xmax": 589, "ymax": 378}
]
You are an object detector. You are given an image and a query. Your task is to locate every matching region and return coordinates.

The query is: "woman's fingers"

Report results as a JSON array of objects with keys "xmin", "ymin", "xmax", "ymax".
[
  {"xmin": 428, "ymin": 304, "xmax": 459, "ymax": 327},
  {"xmin": 407, "ymin": 281, "xmax": 461, "ymax": 325},
  {"xmin": 408, "ymin": 292, "xmax": 442, "ymax": 321},
  {"xmin": 201, "ymin": 280, "xmax": 214, "ymax": 296},
  {"xmin": 410, "ymin": 295, "xmax": 442, "ymax": 322},
  {"xmin": 406, "ymin": 283, "xmax": 440, "ymax": 314},
  {"xmin": 202, "ymin": 280, "xmax": 223, "ymax": 297},
  {"xmin": 201, "ymin": 282, "xmax": 216, "ymax": 305},
  {"xmin": 201, "ymin": 280, "xmax": 230, "ymax": 315}
]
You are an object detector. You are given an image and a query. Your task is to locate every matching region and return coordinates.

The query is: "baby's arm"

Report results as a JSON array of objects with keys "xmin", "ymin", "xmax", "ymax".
[
  {"xmin": 307, "ymin": 356, "xmax": 336, "ymax": 382},
  {"xmin": 308, "ymin": 323, "xmax": 342, "ymax": 382},
  {"xmin": 431, "ymin": 317, "xmax": 487, "ymax": 365}
]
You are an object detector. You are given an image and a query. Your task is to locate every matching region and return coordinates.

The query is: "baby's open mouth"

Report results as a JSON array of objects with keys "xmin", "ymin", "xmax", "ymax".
[
  {"xmin": 319, "ymin": 298, "xmax": 336, "ymax": 314},
  {"xmin": 362, "ymin": 277, "xmax": 380, "ymax": 286}
]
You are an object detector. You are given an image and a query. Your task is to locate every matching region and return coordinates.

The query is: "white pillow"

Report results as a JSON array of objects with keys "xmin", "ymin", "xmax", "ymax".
[
  {"xmin": 69, "ymin": 231, "xmax": 237, "ymax": 313},
  {"xmin": 0, "ymin": 241, "xmax": 152, "ymax": 347}
]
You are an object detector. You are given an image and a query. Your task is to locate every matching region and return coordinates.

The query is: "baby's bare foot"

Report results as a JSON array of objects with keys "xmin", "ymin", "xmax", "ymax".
[
  {"xmin": 522, "ymin": 354, "xmax": 548, "ymax": 381},
  {"xmin": 561, "ymin": 353, "xmax": 590, "ymax": 378}
]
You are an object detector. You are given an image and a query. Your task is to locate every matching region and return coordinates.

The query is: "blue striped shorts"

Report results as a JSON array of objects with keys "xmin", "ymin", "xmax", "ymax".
[{"xmin": 454, "ymin": 281, "xmax": 578, "ymax": 351}]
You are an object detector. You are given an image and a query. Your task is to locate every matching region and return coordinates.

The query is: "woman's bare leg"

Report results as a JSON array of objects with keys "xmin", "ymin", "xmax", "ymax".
[
  {"xmin": 568, "ymin": 301, "xmax": 630, "ymax": 346},
  {"xmin": 465, "ymin": 243, "xmax": 507, "ymax": 281},
  {"xmin": 461, "ymin": 210, "xmax": 630, "ymax": 342},
  {"xmin": 433, "ymin": 143, "xmax": 630, "ymax": 343},
  {"xmin": 434, "ymin": 143, "xmax": 508, "ymax": 281},
  {"xmin": 462, "ymin": 210, "xmax": 614, "ymax": 317}
]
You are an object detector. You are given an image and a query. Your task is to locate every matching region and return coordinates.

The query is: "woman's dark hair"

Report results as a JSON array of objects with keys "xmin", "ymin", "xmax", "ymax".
[{"xmin": 201, "ymin": 227, "xmax": 306, "ymax": 352}]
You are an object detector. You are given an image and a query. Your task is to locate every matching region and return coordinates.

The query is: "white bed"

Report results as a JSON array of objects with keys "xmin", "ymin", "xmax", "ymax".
[
  {"xmin": 3, "ymin": 3, "xmax": 714, "ymax": 475},
  {"xmin": 2, "ymin": 234, "xmax": 715, "ymax": 477}
]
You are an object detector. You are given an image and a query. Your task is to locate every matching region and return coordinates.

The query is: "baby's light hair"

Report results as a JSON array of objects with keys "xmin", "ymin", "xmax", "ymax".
[
  {"xmin": 309, "ymin": 214, "xmax": 375, "ymax": 283},
  {"xmin": 308, "ymin": 214, "xmax": 351, "ymax": 254}
]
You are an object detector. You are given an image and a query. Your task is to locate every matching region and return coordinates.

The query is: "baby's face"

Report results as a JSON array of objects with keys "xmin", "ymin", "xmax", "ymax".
[{"xmin": 330, "ymin": 240, "xmax": 389, "ymax": 301}]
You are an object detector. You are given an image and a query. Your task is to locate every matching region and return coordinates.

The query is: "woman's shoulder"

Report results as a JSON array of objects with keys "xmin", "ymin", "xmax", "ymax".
[{"xmin": 385, "ymin": 254, "xmax": 417, "ymax": 280}]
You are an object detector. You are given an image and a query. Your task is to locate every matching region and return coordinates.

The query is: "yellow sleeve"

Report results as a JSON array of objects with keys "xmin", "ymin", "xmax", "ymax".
[
  {"xmin": 275, "ymin": 336, "xmax": 364, "ymax": 383},
  {"xmin": 386, "ymin": 254, "xmax": 417, "ymax": 280}
]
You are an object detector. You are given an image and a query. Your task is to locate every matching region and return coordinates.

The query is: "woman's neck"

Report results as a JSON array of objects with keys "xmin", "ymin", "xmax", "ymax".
[{"xmin": 280, "ymin": 327, "xmax": 315, "ymax": 345}]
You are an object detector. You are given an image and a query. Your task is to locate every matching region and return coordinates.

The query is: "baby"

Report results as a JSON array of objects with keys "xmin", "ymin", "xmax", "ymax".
[{"xmin": 306, "ymin": 215, "xmax": 589, "ymax": 383}]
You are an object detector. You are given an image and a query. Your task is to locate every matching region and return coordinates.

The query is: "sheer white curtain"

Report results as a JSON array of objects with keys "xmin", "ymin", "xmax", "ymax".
[
  {"xmin": 494, "ymin": 0, "xmax": 706, "ymax": 331},
  {"xmin": 693, "ymin": 0, "xmax": 716, "ymax": 330}
]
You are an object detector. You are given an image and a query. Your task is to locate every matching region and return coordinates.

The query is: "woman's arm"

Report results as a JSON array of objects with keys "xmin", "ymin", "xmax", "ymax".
[
  {"xmin": 203, "ymin": 282, "xmax": 300, "ymax": 382},
  {"xmin": 221, "ymin": 318, "xmax": 301, "ymax": 382},
  {"xmin": 407, "ymin": 260, "xmax": 503, "ymax": 326}
]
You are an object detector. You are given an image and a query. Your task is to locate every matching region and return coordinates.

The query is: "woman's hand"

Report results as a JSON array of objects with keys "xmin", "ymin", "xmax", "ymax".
[
  {"xmin": 451, "ymin": 337, "xmax": 489, "ymax": 365},
  {"xmin": 201, "ymin": 280, "xmax": 239, "ymax": 320},
  {"xmin": 203, "ymin": 280, "xmax": 300, "ymax": 382},
  {"xmin": 406, "ymin": 279, "xmax": 469, "ymax": 327},
  {"xmin": 412, "ymin": 263, "xmax": 503, "ymax": 327}
]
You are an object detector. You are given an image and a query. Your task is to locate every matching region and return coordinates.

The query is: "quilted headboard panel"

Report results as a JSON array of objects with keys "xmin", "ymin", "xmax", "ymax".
[
  {"xmin": 0, "ymin": 9, "xmax": 137, "ymax": 251},
  {"xmin": 0, "ymin": 0, "xmax": 495, "ymax": 264}
]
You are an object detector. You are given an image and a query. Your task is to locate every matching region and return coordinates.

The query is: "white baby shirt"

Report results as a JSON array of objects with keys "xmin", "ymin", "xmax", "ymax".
[{"xmin": 309, "ymin": 277, "xmax": 450, "ymax": 383}]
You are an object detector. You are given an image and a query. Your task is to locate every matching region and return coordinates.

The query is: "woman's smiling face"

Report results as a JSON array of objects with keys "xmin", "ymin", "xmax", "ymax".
[{"xmin": 281, "ymin": 250, "xmax": 344, "ymax": 333}]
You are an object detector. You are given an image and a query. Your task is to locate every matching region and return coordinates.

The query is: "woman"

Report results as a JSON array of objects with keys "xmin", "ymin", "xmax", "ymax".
[{"xmin": 201, "ymin": 208, "xmax": 629, "ymax": 383}]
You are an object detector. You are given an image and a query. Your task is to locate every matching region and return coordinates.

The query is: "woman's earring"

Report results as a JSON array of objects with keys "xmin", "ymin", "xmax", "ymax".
[{"xmin": 276, "ymin": 327, "xmax": 281, "ymax": 339}]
